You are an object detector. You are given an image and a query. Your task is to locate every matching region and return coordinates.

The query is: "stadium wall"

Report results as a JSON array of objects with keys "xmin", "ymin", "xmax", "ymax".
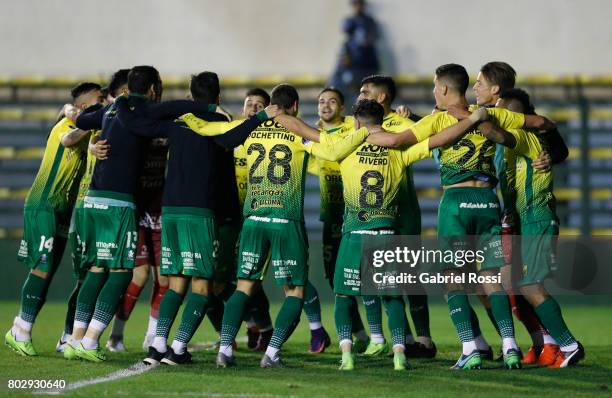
[{"xmin": 1, "ymin": 0, "xmax": 611, "ymax": 77}]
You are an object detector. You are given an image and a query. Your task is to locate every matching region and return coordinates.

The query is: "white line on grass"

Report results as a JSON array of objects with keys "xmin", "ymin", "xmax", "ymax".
[{"xmin": 34, "ymin": 341, "xmax": 221, "ymax": 395}]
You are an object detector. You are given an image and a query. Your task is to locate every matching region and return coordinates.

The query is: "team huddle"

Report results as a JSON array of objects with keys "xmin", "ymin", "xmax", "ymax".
[{"xmin": 5, "ymin": 61, "xmax": 585, "ymax": 371}]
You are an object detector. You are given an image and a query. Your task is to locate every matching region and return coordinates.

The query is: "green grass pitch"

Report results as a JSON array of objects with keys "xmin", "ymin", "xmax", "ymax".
[{"xmin": 0, "ymin": 301, "xmax": 611, "ymax": 397}]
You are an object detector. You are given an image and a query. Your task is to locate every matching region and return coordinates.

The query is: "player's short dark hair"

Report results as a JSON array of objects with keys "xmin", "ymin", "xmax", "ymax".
[
  {"xmin": 500, "ymin": 88, "xmax": 535, "ymax": 115},
  {"xmin": 361, "ymin": 75, "xmax": 396, "ymax": 104},
  {"xmin": 107, "ymin": 69, "xmax": 130, "ymax": 98},
  {"xmin": 480, "ymin": 61, "xmax": 516, "ymax": 91},
  {"xmin": 353, "ymin": 99, "xmax": 384, "ymax": 125},
  {"xmin": 319, "ymin": 87, "xmax": 345, "ymax": 106},
  {"xmin": 271, "ymin": 84, "xmax": 299, "ymax": 110},
  {"xmin": 128, "ymin": 65, "xmax": 162, "ymax": 97},
  {"xmin": 246, "ymin": 88, "xmax": 270, "ymax": 106},
  {"xmin": 435, "ymin": 64, "xmax": 469, "ymax": 95},
  {"xmin": 70, "ymin": 82, "xmax": 101, "ymax": 101},
  {"xmin": 190, "ymin": 71, "xmax": 220, "ymax": 103}
]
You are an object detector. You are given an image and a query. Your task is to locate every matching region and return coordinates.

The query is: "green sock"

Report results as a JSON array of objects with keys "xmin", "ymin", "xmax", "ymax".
[
  {"xmin": 335, "ymin": 295, "xmax": 354, "ymax": 344},
  {"xmin": 489, "ymin": 291, "xmax": 515, "ymax": 339},
  {"xmin": 18, "ymin": 273, "xmax": 49, "ymax": 323},
  {"xmin": 64, "ymin": 281, "xmax": 82, "ymax": 334},
  {"xmin": 90, "ymin": 271, "xmax": 133, "ymax": 328},
  {"xmin": 303, "ymin": 281, "xmax": 322, "ymax": 327},
  {"xmin": 220, "ymin": 290, "xmax": 250, "ymax": 347},
  {"xmin": 269, "ymin": 296, "xmax": 303, "ymax": 349},
  {"xmin": 448, "ymin": 291, "xmax": 475, "ymax": 343},
  {"xmin": 349, "ymin": 296, "xmax": 365, "ymax": 334},
  {"xmin": 486, "ymin": 306, "xmax": 502, "ymax": 336},
  {"xmin": 469, "ymin": 304, "xmax": 483, "ymax": 337},
  {"xmin": 362, "ymin": 295, "xmax": 384, "ymax": 340},
  {"xmin": 383, "ymin": 296, "xmax": 408, "ymax": 347},
  {"xmin": 74, "ymin": 271, "xmax": 108, "ymax": 326},
  {"xmin": 535, "ymin": 297, "xmax": 577, "ymax": 349},
  {"xmin": 156, "ymin": 289, "xmax": 184, "ymax": 339},
  {"xmin": 174, "ymin": 293, "xmax": 209, "ymax": 345},
  {"xmin": 248, "ymin": 288, "xmax": 272, "ymax": 329}
]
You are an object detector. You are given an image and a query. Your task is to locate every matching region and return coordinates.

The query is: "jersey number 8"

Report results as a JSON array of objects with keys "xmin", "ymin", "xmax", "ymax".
[{"xmin": 359, "ymin": 170, "xmax": 384, "ymax": 208}]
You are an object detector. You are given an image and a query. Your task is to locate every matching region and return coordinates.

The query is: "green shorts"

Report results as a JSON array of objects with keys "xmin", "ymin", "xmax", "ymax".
[
  {"xmin": 17, "ymin": 206, "xmax": 70, "ymax": 272},
  {"xmin": 68, "ymin": 205, "xmax": 88, "ymax": 278},
  {"xmin": 160, "ymin": 207, "xmax": 218, "ymax": 278},
  {"xmin": 437, "ymin": 187, "xmax": 504, "ymax": 271},
  {"xmin": 237, "ymin": 216, "xmax": 309, "ymax": 286},
  {"xmin": 81, "ymin": 191, "xmax": 138, "ymax": 270},
  {"xmin": 322, "ymin": 219, "xmax": 342, "ymax": 283},
  {"xmin": 333, "ymin": 229, "xmax": 395, "ymax": 296},
  {"xmin": 518, "ymin": 218, "xmax": 559, "ymax": 286},
  {"xmin": 214, "ymin": 219, "xmax": 241, "ymax": 283}
]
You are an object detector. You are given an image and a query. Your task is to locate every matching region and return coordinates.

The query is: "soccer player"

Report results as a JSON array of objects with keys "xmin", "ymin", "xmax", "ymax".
[
  {"xmin": 56, "ymin": 75, "xmax": 125, "ymax": 353},
  {"xmin": 381, "ymin": 64, "xmax": 556, "ymax": 369},
  {"xmin": 284, "ymin": 99, "xmax": 489, "ymax": 370},
  {"xmin": 215, "ymin": 84, "xmax": 370, "ymax": 368},
  {"xmin": 5, "ymin": 82, "xmax": 104, "ymax": 356},
  {"xmin": 105, "ymin": 67, "xmax": 171, "ymax": 352},
  {"xmin": 224, "ymin": 88, "xmax": 275, "ymax": 352},
  {"xmin": 63, "ymin": 66, "xmax": 224, "ymax": 362},
  {"xmin": 473, "ymin": 62, "xmax": 568, "ymax": 363},
  {"xmin": 114, "ymin": 71, "xmax": 279, "ymax": 365},
  {"xmin": 469, "ymin": 88, "xmax": 584, "ymax": 368},
  {"xmin": 307, "ymin": 87, "xmax": 369, "ymax": 353},
  {"xmin": 356, "ymin": 75, "xmax": 435, "ymax": 357}
]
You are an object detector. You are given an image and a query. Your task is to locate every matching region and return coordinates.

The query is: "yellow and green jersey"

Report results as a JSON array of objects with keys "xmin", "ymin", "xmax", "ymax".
[
  {"xmin": 411, "ymin": 107, "xmax": 525, "ymax": 186},
  {"xmin": 234, "ymin": 144, "xmax": 248, "ymax": 209},
  {"xmin": 24, "ymin": 117, "xmax": 89, "ymax": 212},
  {"xmin": 339, "ymin": 139, "xmax": 431, "ymax": 233},
  {"xmin": 74, "ymin": 132, "xmax": 99, "ymax": 208},
  {"xmin": 505, "ymin": 129, "xmax": 556, "ymax": 222},
  {"xmin": 311, "ymin": 116, "xmax": 354, "ymax": 222},
  {"xmin": 381, "ymin": 111, "xmax": 421, "ymax": 233}
]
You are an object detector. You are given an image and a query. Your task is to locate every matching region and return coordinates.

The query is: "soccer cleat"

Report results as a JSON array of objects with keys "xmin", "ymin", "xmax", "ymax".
[
  {"xmin": 548, "ymin": 342, "xmax": 585, "ymax": 368},
  {"xmin": 353, "ymin": 337, "xmax": 369, "ymax": 354},
  {"xmin": 105, "ymin": 336, "xmax": 126, "ymax": 352},
  {"xmin": 503, "ymin": 348, "xmax": 522, "ymax": 369},
  {"xmin": 142, "ymin": 334, "xmax": 155, "ymax": 351},
  {"xmin": 521, "ymin": 346, "xmax": 542, "ymax": 365},
  {"xmin": 56, "ymin": 336, "xmax": 69, "ymax": 353},
  {"xmin": 393, "ymin": 351, "xmax": 407, "ymax": 371},
  {"xmin": 260, "ymin": 354, "xmax": 283, "ymax": 368},
  {"xmin": 75, "ymin": 343, "xmax": 106, "ymax": 362},
  {"xmin": 216, "ymin": 352, "xmax": 237, "ymax": 368},
  {"xmin": 143, "ymin": 346, "xmax": 166, "ymax": 365},
  {"xmin": 63, "ymin": 343, "xmax": 79, "ymax": 360},
  {"xmin": 161, "ymin": 348, "xmax": 192, "ymax": 365},
  {"xmin": 5, "ymin": 330, "xmax": 38, "ymax": 357},
  {"xmin": 254, "ymin": 329, "xmax": 273, "ymax": 352},
  {"xmin": 309, "ymin": 327, "xmax": 331, "ymax": 353},
  {"xmin": 406, "ymin": 342, "xmax": 437, "ymax": 359},
  {"xmin": 451, "ymin": 351, "xmax": 482, "ymax": 370},
  {"xmin": 363, "ymin": 341, "xmax": 389, "ymax": 356},
  {"xmin": 247, "ymin": 326, "xmax": 260, "ymax": 350},
  {"xmin": 536, "ymin": 344, "xmax": 560, "ymax": 366},
  {"xmin": 339, "ymin": 352, "xmax": 355, "ymax": 371}
]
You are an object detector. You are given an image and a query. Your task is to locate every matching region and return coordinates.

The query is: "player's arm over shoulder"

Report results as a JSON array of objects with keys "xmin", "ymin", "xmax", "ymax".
[
  {"xmin": 488, "ymin": 108, "xmax": 555, "ymax": 131},
  {"xmin": 303, "ymin": 127, "xmax": 369, "ymax": 162}
]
